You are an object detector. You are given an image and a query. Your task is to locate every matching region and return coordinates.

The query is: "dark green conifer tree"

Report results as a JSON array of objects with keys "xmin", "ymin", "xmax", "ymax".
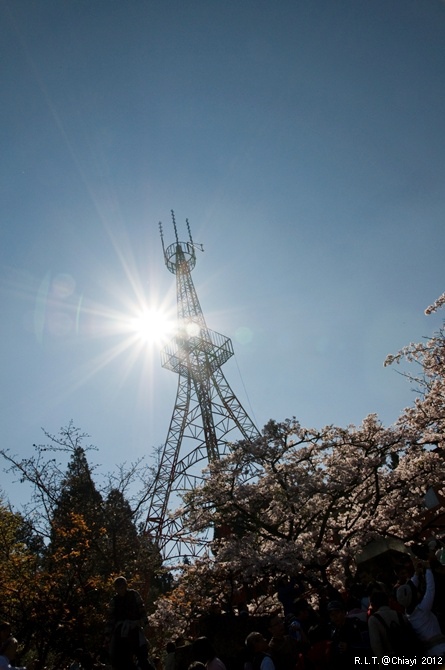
[{"xmin": 103, "ymin": 488, "xmax": 139, "ymax": 575}]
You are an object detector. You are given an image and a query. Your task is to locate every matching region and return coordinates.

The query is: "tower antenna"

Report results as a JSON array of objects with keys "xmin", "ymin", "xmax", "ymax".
[
  {"xmin": 159, "ymin": 222, "xmax": 166, "ymax": 259},
  {"xmin": 171, "ymin": 209, "xmax": 179, "ymax": 244},
  {"xmin": 186, "ymin": 218, "xmax": 204, "ymax": 252}
]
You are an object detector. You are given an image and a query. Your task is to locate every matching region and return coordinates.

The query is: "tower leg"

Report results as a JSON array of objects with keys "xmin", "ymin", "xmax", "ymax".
[{"xmin": 145, "ymin": 368, "xmax": 259, "ymax": 562}]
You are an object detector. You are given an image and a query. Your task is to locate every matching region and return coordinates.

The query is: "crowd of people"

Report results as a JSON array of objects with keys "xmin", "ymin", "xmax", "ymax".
[
  {"xmin": 101, "ymin": 543, "xmax": 445, "ymax": 670},
  {"xmin": 159, "ymin": 544, "xmax": 445, "ymax": 670},
  {"xmin": 3, "ymin": 542, "xmax": 445, "ymax": 670}
]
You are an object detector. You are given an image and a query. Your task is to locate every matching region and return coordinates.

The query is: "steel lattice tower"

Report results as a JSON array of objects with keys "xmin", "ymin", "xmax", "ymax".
[{"xmin": 144, "ymin": 212, "xmax": 259, "ymax": 562}]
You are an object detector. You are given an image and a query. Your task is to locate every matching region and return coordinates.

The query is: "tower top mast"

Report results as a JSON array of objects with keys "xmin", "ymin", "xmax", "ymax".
[{"xmin": 159, "ymin": 210, "xmax": 202, "ymax": 275}]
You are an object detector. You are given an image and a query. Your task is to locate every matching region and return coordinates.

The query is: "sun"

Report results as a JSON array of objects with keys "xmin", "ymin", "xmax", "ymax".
[{"xmin": 130, "ymin": 307, "xmax": 174, "ymax": 345}]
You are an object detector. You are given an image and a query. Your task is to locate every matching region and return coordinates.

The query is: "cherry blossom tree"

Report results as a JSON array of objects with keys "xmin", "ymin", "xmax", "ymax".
[
  {"xmin": 151, "ymin": 293, "xmax": 445, "ymax": 631},
  {"xmin": 181, "ymin": 417, "xmax": 442, "ymax": 587},
  {"xmin": 385, "ymin": 290, "xmax": 445, "ymax": 454}
]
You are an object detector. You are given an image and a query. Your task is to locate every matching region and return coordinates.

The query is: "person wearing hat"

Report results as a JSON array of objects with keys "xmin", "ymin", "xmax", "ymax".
[
  {"xmin": 396, "ymin": 560, "xmax": 445, "ymax": 656},
  {"xmin": 327, "ymin": 601, "xmax": 368, "ymax": 667}
]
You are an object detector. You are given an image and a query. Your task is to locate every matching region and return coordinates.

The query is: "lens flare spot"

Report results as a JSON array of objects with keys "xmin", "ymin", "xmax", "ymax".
[
  {"xmin": 52, "ymin": 273, "xmax": 76, "ymax": 299},
  {"xmin": 235, "ymin": 326, "xmax": 253, "ymax": 345},
  {"xmin": 185, "ymin": 322, "xmax": 200, "ymax": 337}
]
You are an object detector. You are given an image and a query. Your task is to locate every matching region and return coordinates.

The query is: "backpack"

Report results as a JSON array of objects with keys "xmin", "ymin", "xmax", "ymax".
[{"xmin": 373, "ymin": 612, "xmax": 423, "ymax": 656}]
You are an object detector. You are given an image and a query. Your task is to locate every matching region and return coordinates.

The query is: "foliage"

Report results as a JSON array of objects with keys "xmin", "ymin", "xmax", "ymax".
[
  {"xmin": 4, "ymin": 293, "xmax": 445, "ymax": 659},
  {"xmin": 0, "ymin": 423, "xmax": 163, "ymax": 668},
  {"xmin": 152, "ymin": 293, "xmax": 445, "ymax": 632},
  {"xmin": 0, "ymin": 501, "xmax": 37, "ymax": 637},
  {"xmin": 162, "ymin": 416, "xmax": 443, "ymax": 610},
  {"xmin": 384, "ymin": 294, "xmax": 445, "ymax": 454}
]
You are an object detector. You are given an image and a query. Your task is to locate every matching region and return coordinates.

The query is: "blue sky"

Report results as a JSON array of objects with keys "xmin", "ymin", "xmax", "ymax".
[{"xmin": 1, "ymin": 0, "xmax": 445, "ymax": 507}]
